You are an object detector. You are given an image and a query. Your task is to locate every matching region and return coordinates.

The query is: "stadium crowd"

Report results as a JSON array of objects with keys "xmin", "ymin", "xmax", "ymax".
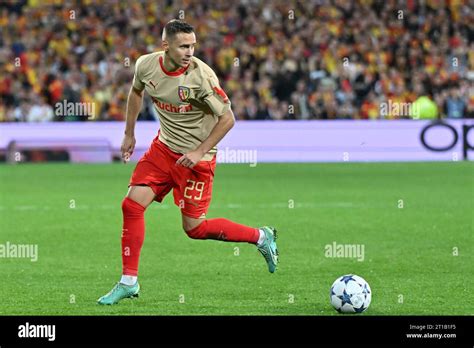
[{"xmin": 0, "ymin": 0, "xmax": 473, "ymax": 122}]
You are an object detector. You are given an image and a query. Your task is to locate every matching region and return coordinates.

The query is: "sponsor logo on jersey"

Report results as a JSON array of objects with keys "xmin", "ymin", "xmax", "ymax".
[
  {"xmin": 151, "ymin": 96, "xmax": 192, "ymax": 113},
  {"xmin": 178, "ymin": 86, "xmax": 191, "ymax": 101}
]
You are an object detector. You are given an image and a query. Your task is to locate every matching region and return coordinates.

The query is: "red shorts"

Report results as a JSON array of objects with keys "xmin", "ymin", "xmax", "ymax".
[{"xmin": 129, "ymin": 137, "xmax": 216, "ymax": 218}]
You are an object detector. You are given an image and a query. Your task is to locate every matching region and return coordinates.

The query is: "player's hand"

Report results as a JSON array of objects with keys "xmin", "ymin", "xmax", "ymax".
[
  {"xmin": 121, "ymin": 134, "xmax": 136, "ymax": 163},
  {"xmin": 176, "ymin": 150, "xmax": 204, "ymax": 168}
]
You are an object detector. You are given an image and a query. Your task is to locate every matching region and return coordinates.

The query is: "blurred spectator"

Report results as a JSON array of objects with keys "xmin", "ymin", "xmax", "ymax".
[
  {"xmin": 466, "ymin": 100, "xmax": 474, "ymax": 118},
  {"xmin": 0, "ymin": 0, "xmax": 472, "ymax": 122},
  {"xmin": 444, "ymin": 87, "xmax": 466, "ymax": 118},
  {"xmin": 12, "ymin": 98, "xmax": 30, "ymax": 122},
  {"xmin": 26, "ymin": 95, "xmax": 54, "ymax": 122},
  {"xmin": 412, "ymin": 96, "xmax": 439, "ymax": 119},
  {"xmin": 291, "ymin": 80, "xmax": 311, "ymax": 119}
]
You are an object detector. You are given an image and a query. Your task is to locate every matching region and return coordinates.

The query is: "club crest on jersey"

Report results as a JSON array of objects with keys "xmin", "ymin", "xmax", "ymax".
[{"xmin": 178, "ymin": 86, "xmax": 191, "ymax": 102}]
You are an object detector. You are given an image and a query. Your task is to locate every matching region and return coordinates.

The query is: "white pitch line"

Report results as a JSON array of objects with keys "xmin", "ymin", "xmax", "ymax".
[
  {"xmin": 15, "ymin": 206, "xmax": 37, "ymax": 211},
  {"xmin": 3, "ymin": 202, "xmax": 358, "ymax": 211}
]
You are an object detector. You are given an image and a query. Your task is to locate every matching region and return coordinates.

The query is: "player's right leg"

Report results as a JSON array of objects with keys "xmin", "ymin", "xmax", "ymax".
[
  {"xmin": 98, "ymin": 138, "xmax": 173, "ymax": 305},
  {"xmin": 97, "ymin": 186, "xmax": 155, "ymax": 305}
]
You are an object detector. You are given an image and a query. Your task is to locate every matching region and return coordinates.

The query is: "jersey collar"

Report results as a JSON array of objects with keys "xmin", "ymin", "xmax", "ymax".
[{"xmin": 159, "ymin": 56, "xmax": 190, "ymax": 77}]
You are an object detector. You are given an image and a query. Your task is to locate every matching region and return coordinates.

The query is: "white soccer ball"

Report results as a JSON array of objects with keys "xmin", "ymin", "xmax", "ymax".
[{"xmin": 330, "ymin": 274, "xmax": 371, "ymax": 313}]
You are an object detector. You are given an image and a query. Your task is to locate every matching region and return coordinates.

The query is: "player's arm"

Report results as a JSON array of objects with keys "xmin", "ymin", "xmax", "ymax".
[
  {"xmin": 122, "ymin": 56, "xmax": 145, "ymax": 163},
  {"xmin": 177, "ymin": 69, "xmax": 233, "ymax": 168},
  {"xmin": 121, "ymin": 86, "xmax": 144, "ymax": 163},
  {"xmin": 197, "ymin": 108, "xmax": 235, "ymax": 155},
  {"xmin": 176, "ymin": 108, "xmax": 235, "ymax": 168}
]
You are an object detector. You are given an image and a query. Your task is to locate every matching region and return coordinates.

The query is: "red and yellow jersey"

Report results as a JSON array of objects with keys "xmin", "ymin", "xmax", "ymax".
[{"xmin": 132, "ymin": 51, "xmax": 231, "ymax": 160}]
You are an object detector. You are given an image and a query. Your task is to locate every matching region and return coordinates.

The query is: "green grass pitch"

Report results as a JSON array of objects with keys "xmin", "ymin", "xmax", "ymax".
[{"xmin": 0, "ymin": 162, "xmax": 472, "ymax": 315}]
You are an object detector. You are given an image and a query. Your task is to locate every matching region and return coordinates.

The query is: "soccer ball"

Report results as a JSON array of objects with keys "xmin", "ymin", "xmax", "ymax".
[{"xmin": 330, "ymin": 274, "xmax": 371, "ymax": 313}]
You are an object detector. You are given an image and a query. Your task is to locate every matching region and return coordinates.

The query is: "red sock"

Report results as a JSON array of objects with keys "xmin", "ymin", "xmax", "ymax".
[
  {"xmin": 121, "ymin": 197, "xmax": 146, "ymax": 276},
  {"xmin": 186, "ymin": 218, "xmax": 259, "ymax": 244}
]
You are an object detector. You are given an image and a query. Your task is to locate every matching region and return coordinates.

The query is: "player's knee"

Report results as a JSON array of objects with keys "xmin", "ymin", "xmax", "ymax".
[
  {"xmin": 122, "ymin": 197, "xmax": 146, "ymax": 217},
  {"xmin": 184, "ymin": 220, "xmax": 207, "ymax": 239},
  {"xmin": 126, "ymin": 186, "xmax": 155, "ymax": 208}
]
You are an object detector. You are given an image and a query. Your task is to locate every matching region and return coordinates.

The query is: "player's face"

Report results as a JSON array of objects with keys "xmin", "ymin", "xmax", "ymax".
[{"xmin": 166, "ymin": 32, "xmax": 196, "ymax": 68}]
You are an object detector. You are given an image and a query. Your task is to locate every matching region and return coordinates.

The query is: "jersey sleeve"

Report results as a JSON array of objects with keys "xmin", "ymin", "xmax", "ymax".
[
  {"xmin": 132, "ymin": 56, "xmax": 145, "ymax": 91},
  {"xmin": 199, "ymin": 69, "xmax": 231, "ymax": 116}
]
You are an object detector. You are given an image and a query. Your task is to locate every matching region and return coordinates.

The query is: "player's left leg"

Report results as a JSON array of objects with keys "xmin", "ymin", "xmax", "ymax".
[
  {"xmin": 173, "ymin": 153, "xmax": 279, "ymax": 273},
  {"xmin": 182, "ymin": 214, "xmax": 259, "ymax": 243},
  {"xmin": 182, "ymin": 214, "xmax": 279, "ymax": 273}
]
